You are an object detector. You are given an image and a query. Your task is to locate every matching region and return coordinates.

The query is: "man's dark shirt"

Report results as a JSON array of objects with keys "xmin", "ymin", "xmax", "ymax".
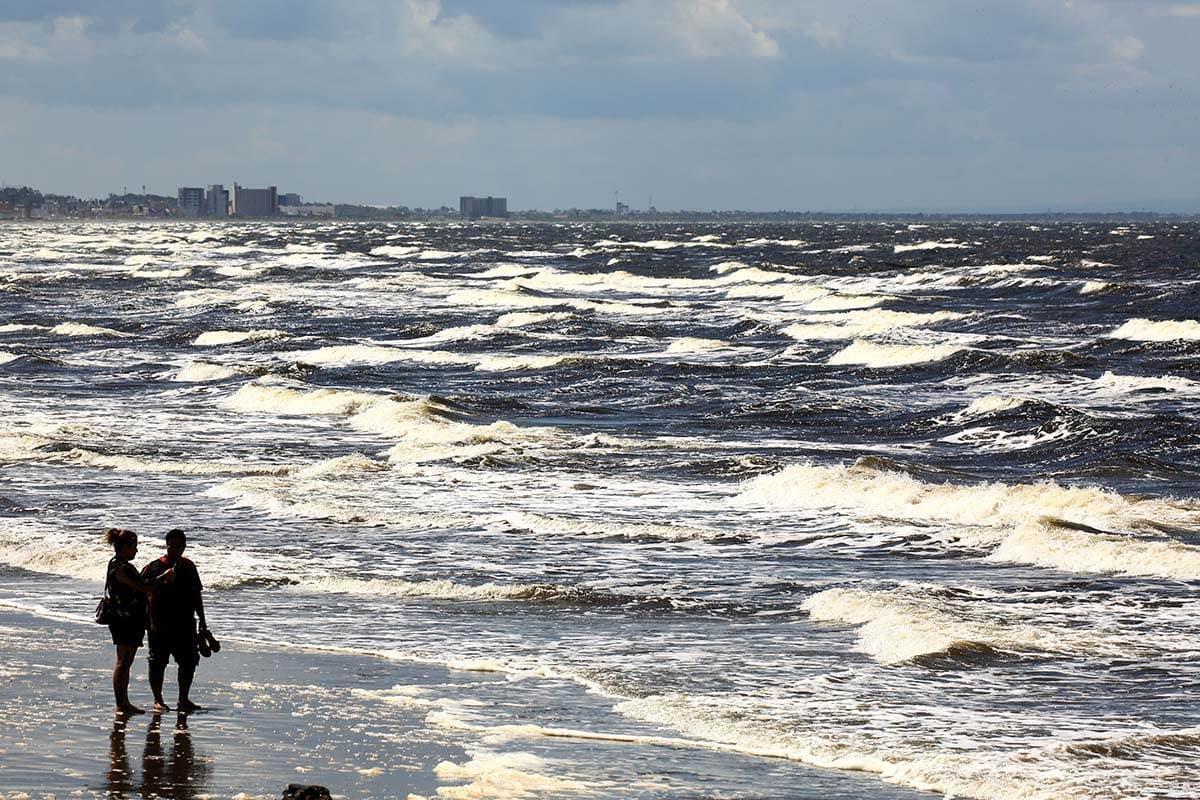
[{"xmin": 141, "ymin": 557, "xmax": 202, "ymax": 631}]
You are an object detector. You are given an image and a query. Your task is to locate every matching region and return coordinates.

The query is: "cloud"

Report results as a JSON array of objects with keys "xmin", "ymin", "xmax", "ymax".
[{"xmin": 1, "ymin": 0, "xmax": 1198, "ymax": 209}]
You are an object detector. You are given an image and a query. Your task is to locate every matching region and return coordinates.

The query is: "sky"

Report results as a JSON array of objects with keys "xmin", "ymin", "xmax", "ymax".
[{"xmin": 1, "ymin": 0, "xmax": 1198, "ymax": 211}]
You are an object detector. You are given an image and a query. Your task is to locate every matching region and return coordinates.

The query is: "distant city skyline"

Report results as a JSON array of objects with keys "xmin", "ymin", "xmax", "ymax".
[{"xmin": 2, "ymin": 2, "xmax": 1199, "ymax": 212}]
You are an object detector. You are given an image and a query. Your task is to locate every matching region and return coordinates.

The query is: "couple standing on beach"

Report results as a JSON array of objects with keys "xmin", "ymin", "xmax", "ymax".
[{"xmin": 104, "ymin": 527, "xmax": 209, "ymax": 714}]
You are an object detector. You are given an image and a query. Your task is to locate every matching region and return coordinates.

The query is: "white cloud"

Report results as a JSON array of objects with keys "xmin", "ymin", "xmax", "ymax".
[{"xmin": 1109, "ymin": 34, "xmax": 1144, "ymax": 61}]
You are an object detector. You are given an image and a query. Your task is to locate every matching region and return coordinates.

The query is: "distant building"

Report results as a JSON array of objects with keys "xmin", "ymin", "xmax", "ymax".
[
  {"xmin": 231, "ymin": 184, "xmax": 278, "ymax": 218},
  {"xmin": 206, "ymin": 185, "xmax": 229, "ymax": 218},
  {"xmin": 177, "ymin": 187, "xmax": 205, "ymax": 218},
  {"xmin": 279, "ymin": 193, "xmax": 302, "ymax": 207},
  {"xmin": 459, "ymin": 196, "xmax": 507, "ymax": 219},
  {"xmin": 615, "ymin": 201, "xmax": 630, "ymax": 216}
]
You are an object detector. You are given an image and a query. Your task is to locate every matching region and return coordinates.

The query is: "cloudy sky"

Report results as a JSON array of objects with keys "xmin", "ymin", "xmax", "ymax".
[{"xmin": 1, "ymin": 1, "xmax": 1197, "ymax": 211}]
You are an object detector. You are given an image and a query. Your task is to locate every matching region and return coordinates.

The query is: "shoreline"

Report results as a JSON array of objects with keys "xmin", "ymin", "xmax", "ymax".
[{"xmin": 0, "ymin": 601, "xmax": 940, "ymax": 800}]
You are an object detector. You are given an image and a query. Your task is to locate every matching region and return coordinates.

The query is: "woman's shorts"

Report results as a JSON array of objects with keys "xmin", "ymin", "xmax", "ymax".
[{"xmin": 109, "ymin": 620, "xmax": 145, "ymax": 648}]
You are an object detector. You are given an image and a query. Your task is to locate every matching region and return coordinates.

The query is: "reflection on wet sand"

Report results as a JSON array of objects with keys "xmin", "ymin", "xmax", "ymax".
[{"xmin": 106, "ymin": 711, "xmax": 212, "ymax": 798}]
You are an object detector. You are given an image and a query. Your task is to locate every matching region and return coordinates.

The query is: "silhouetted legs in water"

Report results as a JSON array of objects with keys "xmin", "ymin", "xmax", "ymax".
[
  {"xmin": 112, "ymin": 644, "xmax": 144, "ymax": 715},
  {"xmin": 150, "ymin": 660, "xmax": 199, "ymax": 713}
]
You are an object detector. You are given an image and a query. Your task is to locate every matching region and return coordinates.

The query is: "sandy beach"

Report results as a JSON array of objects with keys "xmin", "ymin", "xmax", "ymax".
[{"xmin": 0, "ymin": 602, "xmax": 939, "ymax": 800}]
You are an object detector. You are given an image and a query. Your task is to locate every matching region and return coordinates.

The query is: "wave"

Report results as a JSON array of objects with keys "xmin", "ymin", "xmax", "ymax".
[
  {"xmin": 951, "ymin": 395, "xmax": 1030, "ymax": 418},
  {"xmin": 0, "ymin": 521, "xmax": 286, "ymax": 590},
  {"xmin": 472, "ymin": 354, "xmax": 572, "ymax": 372},
  {"xmin": 802, "ymin": 587, "xmax": 1119, "ymax": 665},
  {"xmin": 828, "ymin": 340, "xmax": 966, "ymax": 367},
  {"xmin": 1092, "ymin": 371, "xmax": 1200, "ymax": 394},
  {"xmin": 740, "ymin": 461, "xmax": 1200, "ymax": 579},
  {"xmin": 495, "ymin": 311, "xmax": 573, "ymax": 328},
  {"xmin": 893, "ymin": 240, "xmax": 970, "ymax": 253},
  {"xmin": 594, "ymin": 238, "xmax": 732, "ymax": 251},
  {"xmin": 0, "ymin": 323, "xmax": 46, "ymax": 333},
  {"xmin": 369, "ymin": 244, "xmax": 422, "ymax": 259},
  {"xmin": 498, "ymin": 511, "xmax": 722, "ymax": 543},
  {"xmin": 224, "ymin": 382, "xmax": 556, "ymax": 460},
  {"xmin": 801, "ymin": 294, "xmax": 887, "ymax": 311},
  {"xmin": 618, "ymin": 693, "xmax": 1165, "ymax": 800},
  {"xmin": 0, "ymin": 351, "xmax": 19, "ymax": 366},
  {"xmin": 1108, "ymin": 318, "xmax": 1200, "ymax": 342},
  {"xmin": 193, "ymin": 329, "xmax": 287, "ymax": 346},
  {"xmin": 724, "ymin": 284, "xmax": 828, "ymax": 303},
  {"xmin": 172, "ymin": 361, "xmax": 241, "ymax": 382},
  {"xmin": 1079, "ymin": 281, "xmax": 1111, "ymax": 295},
  {"xmin": 50, "ymin": 322, "xmax": 132, "ymax": 337},
  {"xmin": 783, "ymin": 309, "xmax": 966, "ymax": 341},
  {"xmin": 663, "ymin": 337, "xmax": 733, "ymax": 355}
]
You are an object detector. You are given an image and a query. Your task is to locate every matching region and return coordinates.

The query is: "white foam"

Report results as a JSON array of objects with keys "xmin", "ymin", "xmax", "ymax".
[
  {"xmin": 173, "ymin": 361, "xmax": 240, "ymax": 382},
  {"xmin": 828, "ymin": 340, "xmax": 965, "ymax": 367},
  {"xmin": 0, "ymin": 351, "xmax": 19, "ymax": 366},
  {"xmin": 0, "ymin": 323, "xmax": 45, "ymax": 333},
  {"xmin": 954, "ymin": 395, "xmax": 1029, "ymax": 418},
  {"xmin": 1108, "ymin": 318, "xmax": 1200, "ymax": 341},
  {"xmin": 740, "ymin": 461, "xmax": 1200, "ymax": 579},
  {"xmin": 193, "ymin": 329, "xmax": 287, "ymax": 346},
  {"xmin": 783, "ymin": 309, "xmax": 965, "ymax": 341},
  {"xmin": 369, "ymin": 245, "xmax": 422, "ymax": 258},
  {"xmin": 802, "ymin": 294, "xmax": 887, "ymax": 311},
  {"xmin": 1080, "ymin": 281, "xmax": 1110, "ymax": 295},
  {"xmin": 803, "ymin": 587, "xmax": 1122, "ymax": 665},
  {"xmin": 289, "ymin": 344, "xmax": 472, "ymax": 367},
  {"xmin": 663, "ymin": 337, "xmax": 732, "ymax": 355},
  {"xmin": 1093, "ymin": 371, "xmax": 1200, "ymax": 394},
  {"xmin": 893, "ymin": 240, "xmax": 970, "ymax": 253},
  {"xmin": 434, "ymin": 750, "xmax": 586, "ymax": 799},
  {"xmin": 494, "ymin": 311, "xmax": 573, "ymax": 328},
  {"xmin": 50, "ymin": 322, "xmax": 132, "ymax": 337},
  {"xmin": 472, "ymin": 354, "xmax": 571, "ymax": 372}
]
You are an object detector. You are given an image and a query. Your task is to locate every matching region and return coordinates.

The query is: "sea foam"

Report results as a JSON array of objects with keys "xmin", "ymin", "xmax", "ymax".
[
  {"xmin": 740, "ymin": 461, "xmax": 1200, "ymax": 579},
  {"xmin": 193, "ymin": 329, "xmax": 287, "ymax": 346},
  {"xmin": 1108, "ymin": 318, "xmax": 1200, "ymax": 341},
  {"xmin": 828, "ymin": 340, "xmax": 966, "ymax": 367}
]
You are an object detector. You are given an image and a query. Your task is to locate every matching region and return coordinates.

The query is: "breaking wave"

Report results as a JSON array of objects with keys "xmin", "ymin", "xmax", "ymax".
[
  {"xmin": 803, "ymin": 587, "xmax": 1122, "ymax": 665},
  {"xmin": 740, "ymin": 461, "xmax": 1200, "ymax": 579},
  {"xmin": 783, "ymin": 309, "xmax": 966, "ymax": 341},
  {"xmin": 193, "ymin": 329, "xmax": 288, "ymax": 346},
  {"xmin": 828, "ymin": 340, "xmax": 966, "ymax": 367},
  {"xmin": 1108, "ymin": 318, "xmax": 1200, "ymax": 342},
  {"xmin": 51, "ymin": 322, "xmax": 132, "ymax": 337},
  {"xmin": 173, "ymin": 361, "xmax": 241, "ymax": 382}
]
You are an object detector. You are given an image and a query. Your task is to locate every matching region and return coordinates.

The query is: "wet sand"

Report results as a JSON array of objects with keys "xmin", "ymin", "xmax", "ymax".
[
  {"xmin": 0, "ymin": 602, "xmax": 939, "ymax": 799},
  {"xmin": 0, "ymin": 607, "xmax": 463, "ymax": 799}
]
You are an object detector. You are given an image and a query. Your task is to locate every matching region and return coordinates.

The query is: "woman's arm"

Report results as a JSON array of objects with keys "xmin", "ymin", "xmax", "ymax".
[{"xmin": 113, "ymin": 563, "xmax": 173, "ymax": 594}]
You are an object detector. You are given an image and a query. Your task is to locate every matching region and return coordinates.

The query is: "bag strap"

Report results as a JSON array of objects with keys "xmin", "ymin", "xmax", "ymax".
[{"xmin": 104, "ymin": 557, "xmax": 118, "ymax": 600}]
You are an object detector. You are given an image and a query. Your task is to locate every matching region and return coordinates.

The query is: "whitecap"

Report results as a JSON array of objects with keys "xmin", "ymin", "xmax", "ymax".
[
  {"xmin": 1107, "ymin": 318, "xmax": 1200, "ymax": 341},
  {"xmin": 50, "ymin": 322, "xmax": 133, "ymax": 338},
  {"xmin": 828, "ymin": 340, "xmax": 965, "ymax": 367},
  {"xmin": 893, "ymin": 240, "xmax": 970, "ymax": 253},
  {"xmin": 193, "ymin": 329, "xmax": 287, "ymax": 346}
]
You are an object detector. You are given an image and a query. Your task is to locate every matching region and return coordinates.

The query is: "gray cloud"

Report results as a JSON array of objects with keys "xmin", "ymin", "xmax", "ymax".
[{"xmin": 1, "ymin": 0, "xmax": 1197, "ymax": 209}]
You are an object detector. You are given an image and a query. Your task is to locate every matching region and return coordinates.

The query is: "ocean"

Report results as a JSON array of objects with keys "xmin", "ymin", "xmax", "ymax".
[{"xmin": 1, "ymin": 219, "xmax": 1198, "ymax": 799}]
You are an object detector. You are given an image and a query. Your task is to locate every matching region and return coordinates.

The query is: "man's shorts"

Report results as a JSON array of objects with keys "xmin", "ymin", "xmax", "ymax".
[{"xmin": 147, "ymin": 624, "xmax": 199, "ymax": 668}]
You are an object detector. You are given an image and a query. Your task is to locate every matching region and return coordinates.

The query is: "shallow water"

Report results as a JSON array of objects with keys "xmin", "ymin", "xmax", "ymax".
[{"xmin": 2, "ymin": 219, "xmax": 1199, "ymax": 798}]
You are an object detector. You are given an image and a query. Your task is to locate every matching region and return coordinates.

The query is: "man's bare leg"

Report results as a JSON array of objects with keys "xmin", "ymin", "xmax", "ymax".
[
  {"xmin": 176, "ymin": 661, "xmax": 199, "ymax": 712},
  {"xmin": 149, "ymin": 662, "xmax": 170, "ymax": 711}
]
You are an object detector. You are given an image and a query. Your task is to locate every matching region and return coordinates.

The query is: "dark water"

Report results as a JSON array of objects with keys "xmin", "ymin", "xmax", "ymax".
[{"xmin": 1, "ymin": 220, "xmax": 1199, "ymax": 798}]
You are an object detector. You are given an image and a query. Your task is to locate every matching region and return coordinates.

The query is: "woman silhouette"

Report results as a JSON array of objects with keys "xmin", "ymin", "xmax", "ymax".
[{"xmin": 104, "ymin": 528, "xmax": 173, "ymax": 713}]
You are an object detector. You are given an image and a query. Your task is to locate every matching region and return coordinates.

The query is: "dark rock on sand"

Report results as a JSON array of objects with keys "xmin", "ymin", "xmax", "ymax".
[{"xmin": 282, "ymin": 785, "xmax": 332, "ymax": 800}]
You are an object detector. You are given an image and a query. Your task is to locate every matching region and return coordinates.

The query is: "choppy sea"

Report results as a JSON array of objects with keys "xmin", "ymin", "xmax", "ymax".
[{"xmin": 1, "ymin": 220, "xmax": 1199, "ymax": 799}]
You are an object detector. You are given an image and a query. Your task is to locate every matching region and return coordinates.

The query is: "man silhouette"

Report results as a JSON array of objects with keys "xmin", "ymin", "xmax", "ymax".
[{"xmin": 142, "ymin": 529, "xmax": 208, "ymax": 713}]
